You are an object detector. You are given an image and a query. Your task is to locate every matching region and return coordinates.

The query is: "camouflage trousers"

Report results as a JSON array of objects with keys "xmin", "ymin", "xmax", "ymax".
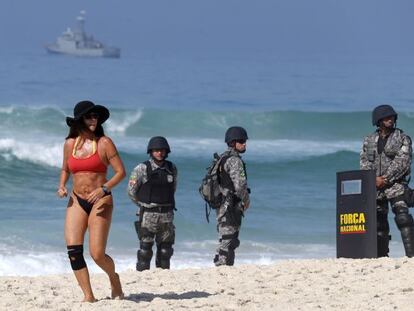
[
  {"xmin": 137, "ymin": 209, "xmax": 175, "ymax": 245},
  {"xmin": 214, "ymin": 203, "xmax": 243, "ymax": 266}
]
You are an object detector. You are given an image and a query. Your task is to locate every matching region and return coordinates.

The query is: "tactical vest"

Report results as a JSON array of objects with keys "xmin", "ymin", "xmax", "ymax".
[
  {"xmin": 219, "ymin": 154, "xmax": 247, "ymax": 192},
  {"xmin": 137, "ymin": 160, "xmax": 175, "ymax": 205}
]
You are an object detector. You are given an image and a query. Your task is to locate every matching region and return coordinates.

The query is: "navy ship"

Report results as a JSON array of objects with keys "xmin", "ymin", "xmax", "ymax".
[{"xmin": 46, "ymin": 11, "xmax": 120, "ymax": 58}]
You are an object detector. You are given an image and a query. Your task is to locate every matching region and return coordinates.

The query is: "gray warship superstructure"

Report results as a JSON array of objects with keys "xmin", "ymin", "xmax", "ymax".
[{"xmin": 46, "ymin": 11, "xmax": 120, "ymax": 58}]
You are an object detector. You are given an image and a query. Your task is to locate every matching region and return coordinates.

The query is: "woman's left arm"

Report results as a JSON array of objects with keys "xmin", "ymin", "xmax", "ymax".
[
  {"xmin": 102, "ymin": 136, "xmax": 126, "ymax": 190},
  {"xmin": 87, "ymin": 137, "xmax": 126, "ymax": 203}
]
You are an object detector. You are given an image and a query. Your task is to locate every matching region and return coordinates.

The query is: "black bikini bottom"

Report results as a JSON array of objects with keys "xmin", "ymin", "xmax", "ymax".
[{"xmin": 74, "ymin": 192, "xmax": 111, "ymax": 215}]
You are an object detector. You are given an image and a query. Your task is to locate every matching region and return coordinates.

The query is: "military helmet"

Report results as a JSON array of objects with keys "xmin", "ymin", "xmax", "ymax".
[
  {"xmin": 372, "ymin": 104, "xmax": 398, "ymax": 126},
  {"xmin": 147, "ymin": 136, "xmax": 171, "ymax": 154},
  {"xmin": 225, "ymin": 126, "xmax": 248, "ymax": 143}
]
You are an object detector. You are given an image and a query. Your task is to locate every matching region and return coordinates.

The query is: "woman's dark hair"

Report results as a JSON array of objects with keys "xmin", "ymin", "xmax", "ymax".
[{"xmin": 66, "ymin": 119, "xmax": 105, "ymax": 139}]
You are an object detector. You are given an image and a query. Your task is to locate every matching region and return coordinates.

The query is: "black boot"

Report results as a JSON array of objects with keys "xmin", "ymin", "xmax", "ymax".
[
  {"xmin": 400, "ymin": 227, "xmax": 414, "ymax": 257},
  {"xmin": 377, "ymin": 232, "xmax": 390, "ymax": 257}
]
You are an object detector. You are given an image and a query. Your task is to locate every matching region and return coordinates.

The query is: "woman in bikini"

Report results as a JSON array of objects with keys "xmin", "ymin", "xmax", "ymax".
[{"xmin": 57, "ymin": 100, "xmax": 126, "ymax": 302}]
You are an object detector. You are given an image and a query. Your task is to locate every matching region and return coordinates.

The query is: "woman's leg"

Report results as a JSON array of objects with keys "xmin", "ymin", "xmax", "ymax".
[
  {"xmin": 64, "ymin": 195, "xmax": 95, "ymax": 302},
  {"xmin": 88, "ymin": 195, "xmax": 123, "ymax": 299}
]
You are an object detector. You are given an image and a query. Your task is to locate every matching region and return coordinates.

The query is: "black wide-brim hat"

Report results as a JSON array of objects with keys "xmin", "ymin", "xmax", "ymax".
[{"xmin": 66, "ymin": 100, "xmax": 110, "ymax": 127}]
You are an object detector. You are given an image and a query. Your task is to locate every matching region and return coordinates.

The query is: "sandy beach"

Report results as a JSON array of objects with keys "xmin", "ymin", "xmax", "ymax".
[{"xmin": 1, "ymin": 257, "xmax": 414, "ymax": 310}]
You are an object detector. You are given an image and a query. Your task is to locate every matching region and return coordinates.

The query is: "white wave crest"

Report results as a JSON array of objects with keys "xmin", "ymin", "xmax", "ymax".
[
  {"xmin": 116, "ymin": 137, "xmax": 360, "ymax": 161},
  {"xmin": 0, "ymin": 106, "xmax": 15, "ymax": 114},
  {"xmin": 0, "ymin": 240, "xmax": 336, "ymax": 276},
  {"xmin": 0, "ymin": 138, "xmax": 62, "ymax": 167},
  {"xmin": 0, "ymin": 251, "xmax": 135, "ymax": 276},
  {"xmin": 247, "ymin": 139, "xmax": 361, "ymax": 162},
  {"xmin": 0, "ymin": 134, "xmax": 360, "ymax": 167},
  {"xmin": 106, "ymin": 110, "xmax": 143, "ymax": 135}
]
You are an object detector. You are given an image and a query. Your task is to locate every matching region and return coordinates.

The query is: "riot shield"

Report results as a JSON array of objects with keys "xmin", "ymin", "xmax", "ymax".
[{"xmin": 336, "ymin": 170, "xmax": 377, "ymax": 258}]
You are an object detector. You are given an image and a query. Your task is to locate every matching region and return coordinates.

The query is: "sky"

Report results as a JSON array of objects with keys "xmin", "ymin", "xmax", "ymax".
[{"xmin": 0, "ymin": 0, "xmax": 413, "ymax": 59}]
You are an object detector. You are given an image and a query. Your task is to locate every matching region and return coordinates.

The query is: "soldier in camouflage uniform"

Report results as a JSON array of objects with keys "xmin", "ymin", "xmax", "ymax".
[
  {"xmin": 127, "ymin": 136, "xmax": 177, "ymax": 270},
  {"xmin": 214, "ymin": 126, "xmax": 250, "ymax": 266},
  {"xmin": 360, "ymin": 104, "xmax": 414, "ymax": 257}
]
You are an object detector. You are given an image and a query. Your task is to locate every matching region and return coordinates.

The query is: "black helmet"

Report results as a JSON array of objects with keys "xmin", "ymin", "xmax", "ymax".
[
  {"xmin": 147, "ymin": 136, "xmax": 171, "ymax": 154},
  {"xmin": 372, "ymin": 104, "xmax": 398, "ymax": 126},
  {"xmin": 225, "ymin": 126, "xmax": 248, "ymax": 143}
]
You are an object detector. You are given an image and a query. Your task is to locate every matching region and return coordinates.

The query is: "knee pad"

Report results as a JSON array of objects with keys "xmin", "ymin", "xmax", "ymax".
[
  {"xmin": 67, "ymin": 245, "xmax": 86, "ymax": 271},
  {"xmin": 395, "ymin": 213, "xmax": 414, "ymax": 230},
  {"xmin": 138, "ymin": 242, "xmax": 153, "ymax": 260},
  {"xmin": 393, "ymin": 199, "xmax": 409, "ymax": 209},
  {"xmin": 223, "ymin": 232, "xmax": 240, "ymax": 250},
  {"xmin": 158, "ymin": 243, "xmax": 174, "ymax": 260},
  {"xmin": 137, "ymin": 242, "xmax": 153, "ymax": 271},
  {"xmin": 155, "ymin": 243, "xmax": 173, "ymax": 269}
]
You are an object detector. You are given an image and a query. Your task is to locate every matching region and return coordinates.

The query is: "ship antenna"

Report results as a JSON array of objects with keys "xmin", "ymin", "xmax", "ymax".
[{"xmin": 76, "ymin": 10, "xmax": 86, "ymax": 35}]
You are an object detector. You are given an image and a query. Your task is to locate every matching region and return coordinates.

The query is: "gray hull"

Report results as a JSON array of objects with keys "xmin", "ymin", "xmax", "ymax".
[{"xmin": 46, "ymin": 45, "xmax": 120, "ymax": 58}]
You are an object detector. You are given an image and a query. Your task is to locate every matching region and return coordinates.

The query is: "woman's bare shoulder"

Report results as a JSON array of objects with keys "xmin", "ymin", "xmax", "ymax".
[
  {"xmin": 64, "ymin": 137, "xmax": 76, "ymax": 147},
  {"xmin": 99, "ymin": 136, "xmax": 115, "ymax": 147}
]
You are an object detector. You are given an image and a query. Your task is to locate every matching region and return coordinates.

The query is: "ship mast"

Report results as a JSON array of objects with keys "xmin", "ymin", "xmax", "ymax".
[{"xmin": 76, "ymin": 10, "xmax": 86, "ymax": 36}]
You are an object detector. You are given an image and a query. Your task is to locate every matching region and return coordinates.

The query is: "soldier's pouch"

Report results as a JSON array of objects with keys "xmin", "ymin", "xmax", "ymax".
[
  {"xmin": 366, "ymin": 140, "xmax": 376, "ymax": 161},
  {"xmin": 225, "ymin": 207, "xmax": 243, "ymax": 226},
  {"xmin": 135, "ymin": 206, "xmax": 145, "ymax": 239},
  {"xmin": 367, "ymin": 149, "xmax": 375, "ymax": 162}
]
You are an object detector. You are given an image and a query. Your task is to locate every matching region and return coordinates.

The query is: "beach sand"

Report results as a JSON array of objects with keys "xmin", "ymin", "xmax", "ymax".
[{"xmin": 1, "ymin": 257, "xmax": 414, "ymax": 310}]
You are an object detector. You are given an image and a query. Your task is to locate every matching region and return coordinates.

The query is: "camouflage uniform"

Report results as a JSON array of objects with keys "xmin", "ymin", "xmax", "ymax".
[
  {"xmin": 214, "ymin": 147, "xmax": 250, "ymax": 266},
  {"xmin": 128, "ymin": 158, "xmax": 177, "ymax": 270},
  {"xmin": 360, "ymin": 128, "xmax": 414, "ymax": 257}
]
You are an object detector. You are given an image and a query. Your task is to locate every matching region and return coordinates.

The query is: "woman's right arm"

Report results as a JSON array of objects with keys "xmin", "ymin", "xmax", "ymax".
[{"xmin": 57, "ymin": 139, "xmax": 72, "ymax": 198}]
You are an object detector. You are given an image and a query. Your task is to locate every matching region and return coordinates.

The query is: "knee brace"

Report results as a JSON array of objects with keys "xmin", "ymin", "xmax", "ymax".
[
  {"xmin": 137, "ymin": 242, "xmax": 153, "ymax": 271},
  {"xmin": 67, "ymin": 245, "xmax": 87, "ymax": 271},
  {"xmin": 139, "ymin": 242, "xmax": 154, "ymax": 258},
  {"xmin": 395, "ymin": 212, "xmax": 414, "ymax": 230},
  {"xmin": 156, "ymin": 243, "xmax": 174, "ymax": 269}
]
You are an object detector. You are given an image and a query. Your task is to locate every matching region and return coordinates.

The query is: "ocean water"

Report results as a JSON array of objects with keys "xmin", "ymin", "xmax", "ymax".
[{"xmin": 1, "ymin": 51, "xmax": 414, "ymax": 276}]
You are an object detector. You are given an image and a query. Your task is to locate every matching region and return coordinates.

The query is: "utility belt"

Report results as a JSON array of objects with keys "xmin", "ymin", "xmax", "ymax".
[
  {"xmin": 141, "ymin": 205, "xmax": 174, "ymax": 213},
  {"xmin": 138, "ymin": 201, "xmax": 175, "ymax": 213}
]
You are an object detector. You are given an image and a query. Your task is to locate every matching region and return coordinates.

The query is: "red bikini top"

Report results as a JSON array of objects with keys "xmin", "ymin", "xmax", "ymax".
[{"xmin": 67, "ymin": 138, "xmax": 107, "ymax": 174}]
